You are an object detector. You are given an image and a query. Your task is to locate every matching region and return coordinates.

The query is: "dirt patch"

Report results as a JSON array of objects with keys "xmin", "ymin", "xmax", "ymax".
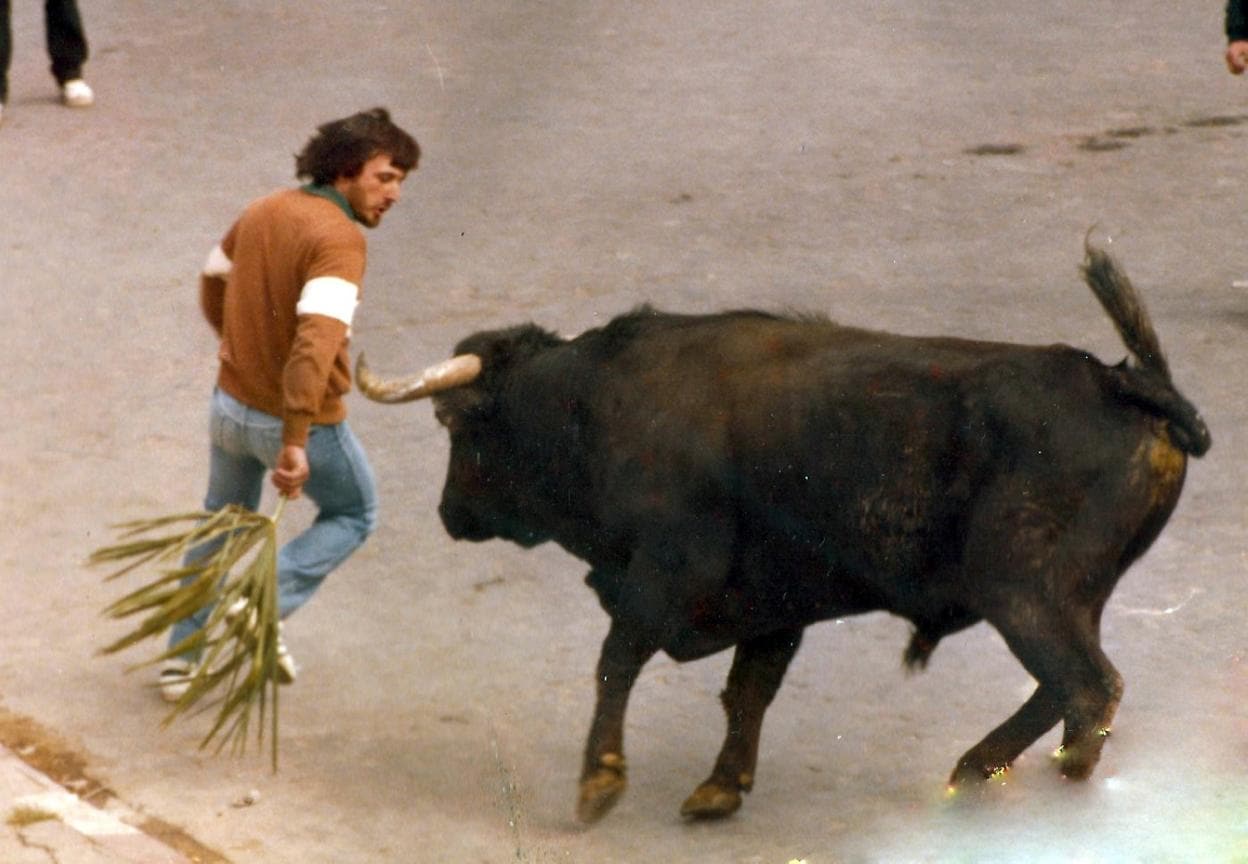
[
  {"xmin": 138, "ymin": 814, "xmax": 232, "ymax": 863},
  {"xmin": 1077, "ymin": 135, "xmax": 1130, "ymax": 152},
  {"xmin": 1106, "ymin": 125, "xmax": 1158, "ymax": 139},
  {"xmin": 1182, "ymin": 113, "xmax": 1248, "ymax": 128},
  {"xmin": 964, "ymin": 142, "xmax": 1026, "ymax": 156},
  {"xmin": 0, "ymin": 707, "xmax": 112, "ymax": 807},
  {"xmin": 0, "ymin": 705, "xmax": 230, "ymax": 864}
]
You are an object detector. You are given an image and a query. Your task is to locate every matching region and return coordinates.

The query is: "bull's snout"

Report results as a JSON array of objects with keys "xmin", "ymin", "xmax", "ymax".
[{"xmin": 438, "ymin": 498, "xmax": 492, "ymax": 542}]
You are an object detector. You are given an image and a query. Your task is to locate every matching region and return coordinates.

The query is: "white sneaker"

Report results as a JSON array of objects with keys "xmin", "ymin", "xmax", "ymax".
[
  {"xmin": 158, "ymin": 659, "xmax": 196, "ymax": 703},
  {"xmin": 225, "ymin": 598, "xmax": 296, "ymax": 684},
  {"xmin": 275, "ymin": 633, "xmax": 297, "ymax": 685},
  {"xmin": 158, "ymin": 643, "xmax": 291, "ymax": 702},
  {"xmin": 60, "ymin": 78, "xmax": 94, "ymax": 108},
  {"xmin": 225, "ymin": 597, "xmax": 258, "ymax": 629}
]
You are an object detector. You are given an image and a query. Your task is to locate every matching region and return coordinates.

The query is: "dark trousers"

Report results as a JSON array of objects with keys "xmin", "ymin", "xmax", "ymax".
[{"xmin": 0, "ymin": 0, "xmax": 90, "ymax": 101}]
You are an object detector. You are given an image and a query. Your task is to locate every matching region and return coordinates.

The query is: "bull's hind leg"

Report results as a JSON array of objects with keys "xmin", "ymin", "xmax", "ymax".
[
  {"xmin": 949, "ymin": 685, "xmax": 1064, "ymax": 785},
  {"xmin": 578, "ymin": 622, "xmax": 658, "ymax": 823},
  {"xmin": 681, "ymin": 627, "xmax": 804, "ymax": 820},
  {"xmin": 952, "ymin": 601, "xmax": 1122, "ymax": 786},
  {"xmin": 1049, "ymin": 605, "xmax": 1124, "ymax": 780}
]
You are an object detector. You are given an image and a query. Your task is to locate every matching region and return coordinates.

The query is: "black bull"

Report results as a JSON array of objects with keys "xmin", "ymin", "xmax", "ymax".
[{"xmin": 357, "ymin": 247, "xmax": 1209, "ymax": 823}]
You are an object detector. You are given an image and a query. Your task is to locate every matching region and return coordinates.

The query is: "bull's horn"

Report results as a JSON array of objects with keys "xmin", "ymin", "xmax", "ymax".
[{"xmin": 355, "ymin": 352, "xmax": 482, "ymax": 403}]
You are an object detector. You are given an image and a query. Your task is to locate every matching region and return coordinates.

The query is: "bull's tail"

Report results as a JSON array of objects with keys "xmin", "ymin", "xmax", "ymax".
[{"xmin": 1080, "ymin": 243, "xmax": 1211, "ymax": 457}]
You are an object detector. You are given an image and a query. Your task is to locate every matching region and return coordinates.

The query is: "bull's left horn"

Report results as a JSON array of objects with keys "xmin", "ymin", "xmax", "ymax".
[{"xmin": 355, "ymin": 353, "xmax": 482, "ymax": 403}]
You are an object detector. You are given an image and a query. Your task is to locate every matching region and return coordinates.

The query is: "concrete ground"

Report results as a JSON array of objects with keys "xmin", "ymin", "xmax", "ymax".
[{"xmin": 2, "ymin": 1, "xmax": 1246, "ymax": 861}]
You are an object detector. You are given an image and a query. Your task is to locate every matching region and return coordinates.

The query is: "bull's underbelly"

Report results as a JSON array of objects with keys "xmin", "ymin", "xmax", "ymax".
[
  {"xmin": 662, "ymin": 571, "xmax": 894, "ymax": 661},
  {"xmin": 583, "ymin": 517, "xmax": 946, "ymax": 662}
]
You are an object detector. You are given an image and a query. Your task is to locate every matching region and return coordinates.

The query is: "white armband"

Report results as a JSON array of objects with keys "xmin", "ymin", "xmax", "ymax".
[
  {"xmin": 297, "ymin": 276, "xmax": 360, "ymax": 326},
  {"xmin": 203, "ymin": 244, "xmax": 232, "ymax": 278}
]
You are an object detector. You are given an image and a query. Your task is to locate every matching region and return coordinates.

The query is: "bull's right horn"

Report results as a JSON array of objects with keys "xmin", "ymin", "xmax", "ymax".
[{"xmin": 355, "ymin": 353, "xmax": 482, "ymax": 403}]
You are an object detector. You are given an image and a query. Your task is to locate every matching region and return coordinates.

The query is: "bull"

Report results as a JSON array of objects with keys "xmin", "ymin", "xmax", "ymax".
[{"xmin": 357, "ymin": 245, "xmax": 1209, "ymax": 823}]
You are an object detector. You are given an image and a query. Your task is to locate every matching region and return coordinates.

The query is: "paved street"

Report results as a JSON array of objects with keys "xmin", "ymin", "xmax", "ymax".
[{"xmin": 2, "ymin": 1, "xmax": 1246, "ymax": 861}]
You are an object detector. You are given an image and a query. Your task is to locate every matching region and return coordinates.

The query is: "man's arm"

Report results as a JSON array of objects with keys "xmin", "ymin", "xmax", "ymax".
[
  {"xmin": 277, "ymin": 228, "xmax": 365, "ymax": 496},
  {"xmin": 276, "ymin": 305, "xmax": 352, "ymax": 499},
  {"xmin": 281, "ymin": 307, "xmax": 353, "ymax": 446},
  {"xmin": 1228, "ymin": 0, "xmax": 1248, "ymax": 73},
  {"xmin": 272, "ymin": 444, "xmax": 310, "ymax": 498},
  {"xmin": 199, "ymin": 238, "xmax": 234, "ymax": 335}
]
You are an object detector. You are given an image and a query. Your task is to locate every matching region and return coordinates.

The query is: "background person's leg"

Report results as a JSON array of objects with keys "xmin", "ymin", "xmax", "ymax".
[{"xmin": 44, "ymin": 0, "xmax": 87, "ymax": 85}]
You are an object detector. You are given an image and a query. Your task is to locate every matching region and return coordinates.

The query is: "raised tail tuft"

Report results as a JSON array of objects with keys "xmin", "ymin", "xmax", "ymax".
[
  {"xmin": 1080, "ymin": 241, "xmax": 1210, "ymax": 457},
  {"xmin": 1080, "ymin": 241, "xmax": 1170, "ymax": 380}
]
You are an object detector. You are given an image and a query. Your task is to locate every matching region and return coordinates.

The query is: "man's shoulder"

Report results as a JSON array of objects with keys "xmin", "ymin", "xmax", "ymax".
[
  {"xmin": 242, "ymin": 187, "xmax": 330, "ymax": 217},
  {"xmin": 239, "ymin": 189, "xmax": 363, "ymax": 243}
]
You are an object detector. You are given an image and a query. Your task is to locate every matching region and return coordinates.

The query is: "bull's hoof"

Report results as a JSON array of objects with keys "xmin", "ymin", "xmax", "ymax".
[
  {"xmin": 1052, "ymin": 742, "xmax": 1100, "ymax": 781},
  {"xmin": 680, "ymin": 782, "xmax": 742, "ymax": 820},
  {"xmin": 947, "ymin": 759, "xmax": 1008, "ymax": 789},
  {"xmin": 577, "ymin": 756, "xmax": 627, "ymax": 824}
]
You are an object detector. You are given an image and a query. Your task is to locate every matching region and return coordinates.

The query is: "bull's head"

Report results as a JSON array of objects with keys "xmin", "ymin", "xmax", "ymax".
[{"xmin": 355, "ymin": 325, "xmax": 566, "ymax": 548}]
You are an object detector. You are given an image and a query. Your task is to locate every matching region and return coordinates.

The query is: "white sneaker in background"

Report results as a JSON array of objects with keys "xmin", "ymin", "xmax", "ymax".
[{"xmin": 60, "ymin": 78, "xmax": 94, "ymax": 108}]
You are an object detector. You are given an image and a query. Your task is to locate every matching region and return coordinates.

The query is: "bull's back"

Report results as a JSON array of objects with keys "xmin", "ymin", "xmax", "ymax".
[{"xmin": 579, "ymin": 315, "xmax": 1183, "ymax": 633}]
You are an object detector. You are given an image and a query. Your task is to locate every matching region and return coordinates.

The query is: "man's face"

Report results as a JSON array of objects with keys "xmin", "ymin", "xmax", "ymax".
[{"xmin": 334, "ymin": 153, "xmax": 407, "ymax": 228}]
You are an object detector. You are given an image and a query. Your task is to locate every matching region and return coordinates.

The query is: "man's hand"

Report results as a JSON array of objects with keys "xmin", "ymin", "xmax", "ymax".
[
  {"xmin": 1227, "ymin": 40, "xmax": 1248, "ymax": 74},
  {"xmin": 273, "ymin": 444, "xmax": 310, "ymax": 498}
]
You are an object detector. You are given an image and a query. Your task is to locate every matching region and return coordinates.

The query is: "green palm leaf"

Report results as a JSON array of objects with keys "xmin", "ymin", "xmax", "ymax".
[{"xmin": 91, "ymin": 498, "xmax": 288, "ymax": 771}]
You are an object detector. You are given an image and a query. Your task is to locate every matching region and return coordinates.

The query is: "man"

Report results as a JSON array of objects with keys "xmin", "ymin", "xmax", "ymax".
[
  {"xmin": 0, "ymin": 0, "xmax": 95, "ymax": 125},
  {"xmin": 161, "ymin": 108, "xmax": 419, "ymax": 701},
  {"xmin": 1227, "ymin": 0, "xmax": 1248, "ymax": 73}
]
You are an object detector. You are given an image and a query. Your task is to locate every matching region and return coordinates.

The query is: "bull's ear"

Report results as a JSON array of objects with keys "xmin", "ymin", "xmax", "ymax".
[
  {"xmin": 432, "ymin": 385, "xmax": 493, "ymax": 431},
  {"xmin": 453, "ymin": 323, "xmax": 562, "ymax": 374}
]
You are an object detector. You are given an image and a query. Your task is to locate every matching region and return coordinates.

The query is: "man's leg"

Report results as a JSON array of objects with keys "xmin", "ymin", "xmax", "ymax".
[
  {"xmin": 276, "ymin": 421, "xmax": 377, "ymax": 619},
  {"xmin": 44, "ymin": 0, "xmax": 87, "ymax": 84},
  {"xmin": 167, "ymin": 392, "xmax": 267, "ymax": 657}
]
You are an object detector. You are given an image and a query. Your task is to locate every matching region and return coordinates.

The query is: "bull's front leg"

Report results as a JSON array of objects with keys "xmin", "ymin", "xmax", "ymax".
[
  {"xmin": 578, "ymin": 622, "xmax": 657, "ymax": 823},
  {"xmin": 681, "ymin": 627, "xmax": 804, "ymax": 820}
]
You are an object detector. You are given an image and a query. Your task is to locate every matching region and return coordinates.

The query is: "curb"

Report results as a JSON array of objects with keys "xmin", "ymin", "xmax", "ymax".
[
  {"xmin": 2, "ymin": 742, "xmax": 197, "ymax": 862},
  {"xmin": 0, "ymin": 707, "xmax": 228, "ymax": 864}
]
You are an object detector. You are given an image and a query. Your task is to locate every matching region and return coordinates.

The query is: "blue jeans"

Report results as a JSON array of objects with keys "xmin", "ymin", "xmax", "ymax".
[{"xmin": 169, "ymin": 389, "xmax": 378, "ymax": 656}]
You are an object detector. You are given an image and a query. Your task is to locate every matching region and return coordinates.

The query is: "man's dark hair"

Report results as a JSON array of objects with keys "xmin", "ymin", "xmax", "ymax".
[{"xmin": 294, "ymin": 107, "xmax": 420, "ymax": 185}]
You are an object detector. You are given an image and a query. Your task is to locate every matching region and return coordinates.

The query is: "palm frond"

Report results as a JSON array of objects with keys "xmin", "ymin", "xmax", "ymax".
[{"xmin": 91, "ymin": 498, "xmax": 288, "ymax": 771}]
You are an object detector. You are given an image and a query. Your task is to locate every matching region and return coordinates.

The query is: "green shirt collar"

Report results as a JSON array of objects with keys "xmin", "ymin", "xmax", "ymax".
[{"xmin": 300, "ymin": 183, "xmax": 359, "ymax": 223}]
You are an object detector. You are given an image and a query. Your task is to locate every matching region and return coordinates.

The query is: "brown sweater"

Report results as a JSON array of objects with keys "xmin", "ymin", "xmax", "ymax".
[{"xmin": 199, "ymin": 187, "xmax": 366, "ymax": 447}]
